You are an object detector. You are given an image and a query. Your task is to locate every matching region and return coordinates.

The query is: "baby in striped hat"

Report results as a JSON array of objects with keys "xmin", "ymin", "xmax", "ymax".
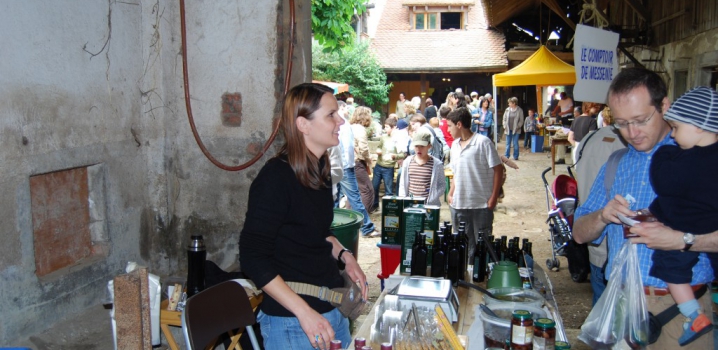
[{"xmin": 647, "ymin": 86, "xmax": 718, "ymax": 346}]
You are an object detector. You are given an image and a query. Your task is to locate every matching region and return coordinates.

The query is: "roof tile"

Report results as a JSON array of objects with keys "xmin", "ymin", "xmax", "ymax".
[{"xmin": 371, "ymin": 0, "xmax": 507, "ymax": 72}]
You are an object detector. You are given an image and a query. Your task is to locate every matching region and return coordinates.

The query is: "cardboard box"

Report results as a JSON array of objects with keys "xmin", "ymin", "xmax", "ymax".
[{"xmin": 400, "ymin": 207, "xmax": 426, "ymax": 274}]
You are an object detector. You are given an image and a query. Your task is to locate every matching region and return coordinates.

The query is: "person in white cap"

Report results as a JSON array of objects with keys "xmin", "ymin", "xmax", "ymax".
[
  {"xmin": 396, "ymin": 130, "xmax": 445, "ymax": 206},
  {"xmin": 642, "ymin": 86, "xmax": 718, "ymax": 346}
]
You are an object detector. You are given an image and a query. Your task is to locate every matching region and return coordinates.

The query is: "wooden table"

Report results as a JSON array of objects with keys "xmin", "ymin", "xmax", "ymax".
[
  {"xmin": 160, "ymin": 290, "xmax": 263, "ymax": 350},
  {"xmin": 550, "ymin": 138, "xmax": 571, "ymax": 175}
]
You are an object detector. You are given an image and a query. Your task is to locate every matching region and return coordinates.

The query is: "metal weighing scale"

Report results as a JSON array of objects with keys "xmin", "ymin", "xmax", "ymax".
[{"xmin": 395, "ymin": 276, "xmax": 460, "ymax": 322}]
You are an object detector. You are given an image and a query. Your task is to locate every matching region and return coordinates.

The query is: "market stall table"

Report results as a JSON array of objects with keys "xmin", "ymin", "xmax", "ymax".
[{"xmin": 352, "ymin": 266, "xmax": 567, "ymax": 349}]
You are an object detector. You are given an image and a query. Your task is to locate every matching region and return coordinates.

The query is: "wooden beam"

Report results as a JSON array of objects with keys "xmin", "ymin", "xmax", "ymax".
[
  {"xmin": 541, "ymin": 0, "xmax": 576, "ymax": 30},
  {"xmin": 587, "ymin": 7, "xmax": 645, "ymax": 69},
  {"xmin": 622, "ymin": 0, "xmax": 651, "ymax": 22},
  {"xmin": 652, "ymin": 10, "xmax": 687, "ymax": 27}
]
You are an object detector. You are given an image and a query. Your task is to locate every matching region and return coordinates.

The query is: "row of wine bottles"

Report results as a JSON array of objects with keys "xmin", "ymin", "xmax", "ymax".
[
  {"xmin": 472, "ymin": 235, "xmax": 534, "ymax": 283},
  {"xmin": 410, "ymin": 221, "xmax": 467, "ymax": 286},
  {"xmin": 409, "ymin": 221, "xmax": 534, "ymax": 285}
]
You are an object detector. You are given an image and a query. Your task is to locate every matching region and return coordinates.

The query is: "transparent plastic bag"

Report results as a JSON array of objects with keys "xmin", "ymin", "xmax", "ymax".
[
  {"xmin": 334, "ymin": 270, "xmax": 370, "ymax": 320},
  {"xmin": 579, "ymin": 240, "xmax": 650, "ymax": 349}
]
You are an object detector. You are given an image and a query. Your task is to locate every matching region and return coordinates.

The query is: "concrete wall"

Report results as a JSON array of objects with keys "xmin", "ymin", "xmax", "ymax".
[
  {"xmin": 0, "ymin": 0, "xmax": 311, "ymax": 344},
  {"xmin": 626, "ymin": 27, "xmax": 718, "ymax": 100}
]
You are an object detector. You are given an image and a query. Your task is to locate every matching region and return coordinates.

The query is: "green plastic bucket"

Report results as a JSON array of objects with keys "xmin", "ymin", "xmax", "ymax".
[{"xmin": 332, "ymin": 208, "xmax": 363, "ymax": 260}]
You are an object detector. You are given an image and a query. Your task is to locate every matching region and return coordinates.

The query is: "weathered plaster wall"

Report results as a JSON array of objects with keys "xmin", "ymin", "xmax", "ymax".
[
  {"xmin": 0, "ymin": 0, "xmax": 311, "ymax": 344},
  {"xmin": 628, "ymin": 27, "xmax": 718, "ymax": 99}
]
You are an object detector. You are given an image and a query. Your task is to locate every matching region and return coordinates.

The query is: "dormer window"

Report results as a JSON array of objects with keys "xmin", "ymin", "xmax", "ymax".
[
  {"xmin": 415, "ymin": 13, "xmax": 438, "ymax": 30},
  {"xmin": 404, "ymin": 1, "xmax": 472, "ymax": 31}
]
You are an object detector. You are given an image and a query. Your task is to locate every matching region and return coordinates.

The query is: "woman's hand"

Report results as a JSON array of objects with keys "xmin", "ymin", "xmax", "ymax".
[
  {"xmin": 342, "ymin": 252, "xmax": 368, "ymax": 301},
  {"xmin": 297, "ymin": 309, "xmax": 335, "ymax": 350}
]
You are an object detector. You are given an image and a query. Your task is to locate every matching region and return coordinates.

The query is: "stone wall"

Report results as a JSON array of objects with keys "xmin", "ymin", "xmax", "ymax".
[{"xmin": 0, "ymin": 0, "xmax": 310, "ymax": 344}]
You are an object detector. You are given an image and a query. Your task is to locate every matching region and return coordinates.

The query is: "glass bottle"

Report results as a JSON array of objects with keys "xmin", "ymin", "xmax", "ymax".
[
  {"xmin": 447, "ymin": 233, "xmax": 461, "ymax": 286},
  {"xmin": 500, "ymin": 236, "xmax": 508, "ymax": 261},
  {"xmin": 472, "ymin": 234, "xmax": 487, "ymax": 282},
  {"xmin": 432, "ymin": 234, "xmax": 447, "ymax": 278},
  {"xmin": 186, "ymin": 235, "xmax": 206, "ymax": 297},
  {"xmin": 457, "ymin": 226, "xmax": 468, "ymax": 281},
  {"xmin": 507, "ymin": 240, "xmax": 517, "ymax": 265},
  {"xmin": 410, "ymin": 231, "xmax": 428, "ymax": 276}
]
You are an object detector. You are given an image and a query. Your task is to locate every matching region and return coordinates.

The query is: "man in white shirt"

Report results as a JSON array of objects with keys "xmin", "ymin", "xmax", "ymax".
[{"xmin": 446, "ymin": 107, "xmax": 503, "ymax": 260}]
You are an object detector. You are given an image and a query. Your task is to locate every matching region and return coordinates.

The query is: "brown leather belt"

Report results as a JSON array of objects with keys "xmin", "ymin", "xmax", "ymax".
[{"xmin": 644, "ymin": 284, "xmax": 705, "ymax": 296}]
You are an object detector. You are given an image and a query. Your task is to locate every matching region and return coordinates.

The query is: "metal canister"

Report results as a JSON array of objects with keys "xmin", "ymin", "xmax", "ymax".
[
  {"xmin": 354, "ymin": 337, "xmax": 366, "ymax": 348},
  {"xmin": 186, "ymin": 235, "xmax": 206, "ymax": 297}
]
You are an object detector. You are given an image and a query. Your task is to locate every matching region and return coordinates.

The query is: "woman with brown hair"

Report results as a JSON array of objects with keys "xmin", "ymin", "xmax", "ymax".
[
  {"xmin": 240, "ymin": 83, "xmax": 368, "ymax": 350},
  {"xmin": 350, "ymin": 106, "xmax": 376, "ymax": 217}
]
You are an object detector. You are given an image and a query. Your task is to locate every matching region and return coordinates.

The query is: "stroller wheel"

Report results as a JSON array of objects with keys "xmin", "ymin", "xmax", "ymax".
[{"xmin": 546, "ymin": 258, "xmax": 560, "ymax": 271}]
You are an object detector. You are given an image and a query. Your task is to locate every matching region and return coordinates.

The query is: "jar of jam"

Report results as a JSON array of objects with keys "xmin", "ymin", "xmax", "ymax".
[
  {"xmin": 533, "ymin": 318, "xmax": 556, "ymax": 350},
  {"xmin": 554, "ymin": 340, "xmax": 571, "ymax": 350},
  {"xmin": 511, "ymin": 310, "xmax": 534, "ymax": 349}
]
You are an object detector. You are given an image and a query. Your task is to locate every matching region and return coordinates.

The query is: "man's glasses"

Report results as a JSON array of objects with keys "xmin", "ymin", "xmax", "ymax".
[{"xmin": 612, "ymin": 109, "xmax": 657, "ymax": 129}]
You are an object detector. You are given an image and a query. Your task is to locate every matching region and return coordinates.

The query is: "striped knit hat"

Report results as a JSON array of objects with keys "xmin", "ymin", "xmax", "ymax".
[{"xmin": 664, "ymin": 86, "xmax": 718, "ymax": 133}]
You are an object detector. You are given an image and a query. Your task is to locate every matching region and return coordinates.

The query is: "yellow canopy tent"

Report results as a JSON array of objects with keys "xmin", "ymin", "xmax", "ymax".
[{"xmin": 491, "ymin": 45, "xmax": 576, "ymax": 143}]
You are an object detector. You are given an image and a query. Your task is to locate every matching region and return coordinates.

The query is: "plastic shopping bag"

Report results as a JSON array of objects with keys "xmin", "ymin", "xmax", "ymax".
[{"xmin": 579, "ymin": 240, "xmax": 650, "ymax": 349}]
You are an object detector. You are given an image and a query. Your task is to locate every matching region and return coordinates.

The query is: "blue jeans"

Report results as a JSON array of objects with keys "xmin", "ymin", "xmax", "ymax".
[
  {"xmin": 523, "ymin": 132, "xmax": 533, "ymax": 148},
  {"xmin": 337, "ymin": 167, "xmax": 376, "ymax": 235},
  {"xmin": 257, "ymin": 308, "xmax": 351, "ymax": 350},
  {"xmin": 372, "ymin": 164, "xmax": 395, "ymax": 209},
  {"xmin": 590, "ymin": 263, "xmax": 606, "ymax": 306},
  {"xmin": 505, "ymin": 131, "xmax": 520, "ymax": 160}
]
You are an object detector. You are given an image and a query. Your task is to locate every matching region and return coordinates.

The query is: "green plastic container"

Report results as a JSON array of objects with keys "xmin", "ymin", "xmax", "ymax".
[
  {"xmin": 332, "ymin": 209, "xmax": 363, "ymax": 260},
  {"xmin": 487, "ymin": 261, "xmax": 522, "ymax": 289}
]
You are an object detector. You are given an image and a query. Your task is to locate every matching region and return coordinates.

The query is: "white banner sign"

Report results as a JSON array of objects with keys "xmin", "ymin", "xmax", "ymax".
[{"xmin": 573, "ymin": 24, "xmax": 620, "ymax": 103}]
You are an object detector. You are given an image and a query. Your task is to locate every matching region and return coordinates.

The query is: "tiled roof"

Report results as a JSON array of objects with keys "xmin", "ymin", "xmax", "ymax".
[
  {"xmin": 371, "ymin": 0, "xmax": 507, "ymax": 73},
  {"xmin": 401, "ymin": 0, "xmax": 475, "ymax": 5}
]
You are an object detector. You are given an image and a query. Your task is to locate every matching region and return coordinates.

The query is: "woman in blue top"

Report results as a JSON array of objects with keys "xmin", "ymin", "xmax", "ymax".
[{"xmin": 474, "ymin": 98, "xmax": 493, "ymax": 137}]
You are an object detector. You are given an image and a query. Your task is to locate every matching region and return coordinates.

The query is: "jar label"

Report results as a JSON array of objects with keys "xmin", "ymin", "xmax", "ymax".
[
  {"xmin": 512, "ymin": 325, "xmax": 533, "ymax": 345},
  {"xmin": 533, "ymin": 337, "xmax": 555, "ymax": 350}
]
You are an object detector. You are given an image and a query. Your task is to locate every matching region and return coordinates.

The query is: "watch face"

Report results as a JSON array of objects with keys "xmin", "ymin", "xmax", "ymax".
[{"xmin": 684, "ymin": 233, "xmax": 695, "ymax": 244}]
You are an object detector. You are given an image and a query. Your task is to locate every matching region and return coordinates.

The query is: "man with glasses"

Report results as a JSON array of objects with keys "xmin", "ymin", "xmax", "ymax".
[{"xmin": 573, "ymin": 67, "xmax": 714, "ymax": 349}]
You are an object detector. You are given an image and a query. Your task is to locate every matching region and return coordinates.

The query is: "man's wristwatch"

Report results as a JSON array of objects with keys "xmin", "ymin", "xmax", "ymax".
[
  {"xmin": 337, "ymin": 248, "xmax": 352, "ymax": 270},
  {"xmin": 682, "ymin": 232, "xmax": 695, "ymax": 252}
]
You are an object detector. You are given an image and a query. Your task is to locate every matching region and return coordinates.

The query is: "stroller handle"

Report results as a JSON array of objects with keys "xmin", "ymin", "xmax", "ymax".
[{"xmin": 541, "ymin": 167, "xmax": 552, "ymax": 187}]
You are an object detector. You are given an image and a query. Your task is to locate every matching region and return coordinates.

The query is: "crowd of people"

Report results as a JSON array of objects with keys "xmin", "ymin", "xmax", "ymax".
[{"xmin": 238, "ymin": 71, "xmax": 718, "ymax": 349}]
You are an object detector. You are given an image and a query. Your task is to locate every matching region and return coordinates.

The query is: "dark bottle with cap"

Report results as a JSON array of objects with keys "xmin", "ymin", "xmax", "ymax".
[
  {"xmin": 431, "ymin": 234, "xmax": 447, "ymax": 278},
  {"xmin": 410, "ymin": 231, "xmax": 428, "ymax": 276},
  {"xmin": 447, "ymin": 233, "xmax": 461, "ymax": 286},
  {"xmin": 500, "ymin": 236, "xmax": 508, "ymax": 261},
  {"xmin": 473, "ymin": 234, "xmax": 487, "ymax": 282},
  {"xmin": 457, "ymin": 225, "xmax": 468, "ymax": 281},
  {"xmin": 186, "ymin": 235, "xmax": 207, "ymax": 297}
]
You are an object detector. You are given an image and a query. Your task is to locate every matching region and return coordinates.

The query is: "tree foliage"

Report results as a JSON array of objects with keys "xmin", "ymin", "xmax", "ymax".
[
  {"xmin": 312, "ymin": 41, "xmax": 391, "ymax": 108},
  {"xmin": 311, "ymin": 0, "xmax": 366, "ymax": 51}
]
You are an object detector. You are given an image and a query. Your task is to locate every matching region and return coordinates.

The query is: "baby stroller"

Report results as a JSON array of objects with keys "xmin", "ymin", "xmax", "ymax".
[{"xmin": 541, "ymin": 167, "xmax": 590, "ymax": 282}]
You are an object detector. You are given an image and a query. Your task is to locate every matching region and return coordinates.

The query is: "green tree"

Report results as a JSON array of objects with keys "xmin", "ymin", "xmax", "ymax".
[
  {"xmin": 311, "ymin": 0, "xmax": 366, "ymax": 51},
  {"xmin": 312, "ymin": 41, "xmax": 391, "ymax": 108}
]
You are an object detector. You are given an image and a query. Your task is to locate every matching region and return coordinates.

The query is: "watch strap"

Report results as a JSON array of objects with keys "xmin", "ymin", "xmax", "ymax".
[{"xmin": 337, "ymin": 248, "xmax": 352, "ymax": 269}]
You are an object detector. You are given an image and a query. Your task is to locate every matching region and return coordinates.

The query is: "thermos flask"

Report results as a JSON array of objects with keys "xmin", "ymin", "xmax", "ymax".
[{"xmin": 186, "ymin": 235, "xmax": 206, "ymax": 297}]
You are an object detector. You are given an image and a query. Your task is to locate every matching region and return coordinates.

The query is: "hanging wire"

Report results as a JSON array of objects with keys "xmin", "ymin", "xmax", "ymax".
[{"xmin": 179, "ymin": 0, "xmax": 296, "ymax": 171}]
